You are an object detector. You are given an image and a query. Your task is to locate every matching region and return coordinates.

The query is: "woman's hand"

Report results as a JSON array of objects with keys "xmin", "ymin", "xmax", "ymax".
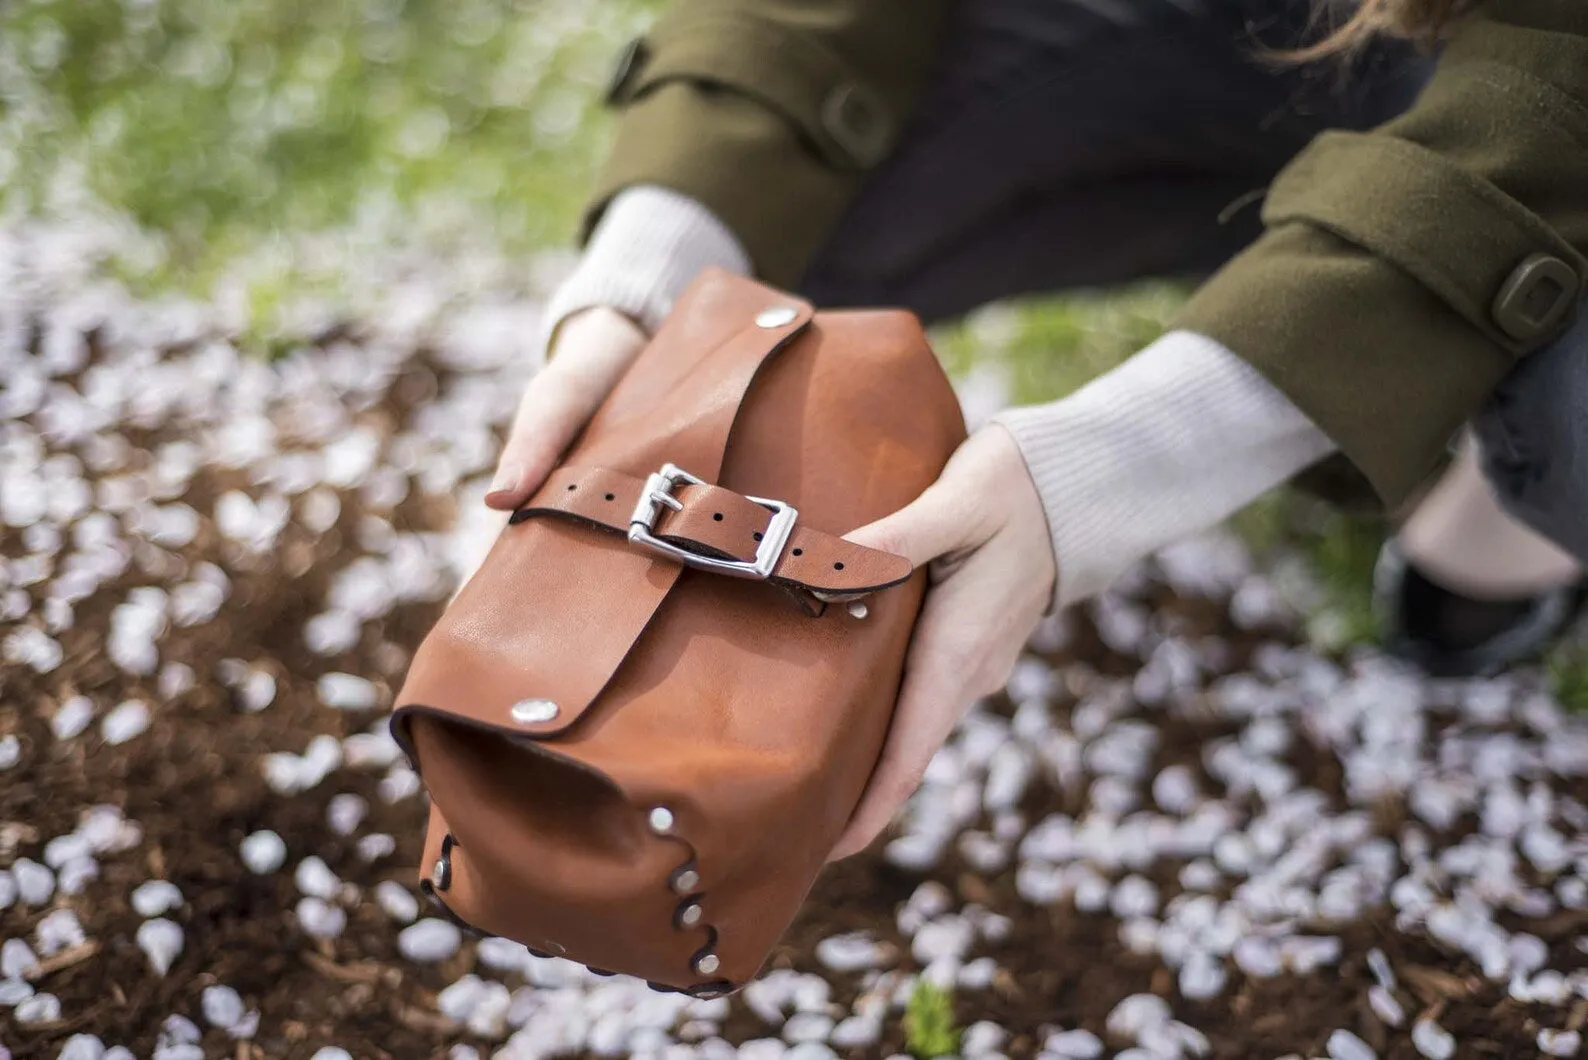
[
  {"xmin": 485, "ymin": 306, "xmax": 648, "ymax": 511},
  {"xmin": 829, "ymin": 424, "xmax": 1056, "ymax": 861}
]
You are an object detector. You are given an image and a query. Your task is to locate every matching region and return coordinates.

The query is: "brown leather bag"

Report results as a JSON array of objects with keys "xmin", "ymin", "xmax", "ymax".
[{"xmin": 390, "ymin": 268, "xmax": 966, "ymax": 996}]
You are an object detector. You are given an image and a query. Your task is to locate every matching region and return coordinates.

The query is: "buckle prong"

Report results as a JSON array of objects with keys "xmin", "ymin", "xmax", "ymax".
[{"xmin": 628, "ymin": 463, "xmax": 797, "ymax": 581}]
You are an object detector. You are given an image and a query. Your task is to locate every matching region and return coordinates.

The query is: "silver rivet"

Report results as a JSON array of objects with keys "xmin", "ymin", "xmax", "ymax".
[
  {"xmin": 547, "ymin": 941, "xmax": 566, "ymax": 956},
  {"xmin": 846, "ymin": 601, "xmax": 868, "ymax": 620},
  {"xmin": 510, "ymin": 698, "xmax": 560, "ymax": 725},
  {"xmin": 648, "ymin": 807, "xmax": 675, "ymax": 835},
  {"xmin": 755, "ymin": 306, "xmax": 797, "ymax": 329},
  {"xmin": 672, "ymin": 868, "xmax": 701, "ymax": 894},
  {"xmin": 693, "ymin": 953, "xmax": 721, "ymax": 976},
  {"xmin": 677, "ymin": 903, "xmax": 703, "ymax": 928}
]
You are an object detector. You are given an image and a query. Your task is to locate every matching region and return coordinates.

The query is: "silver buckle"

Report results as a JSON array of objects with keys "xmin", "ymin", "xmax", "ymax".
[{"xmin": 627, "ymin": 463, "xmax": 798, "ymax": 580}]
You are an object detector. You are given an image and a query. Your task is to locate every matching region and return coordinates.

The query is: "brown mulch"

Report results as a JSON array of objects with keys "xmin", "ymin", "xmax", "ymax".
[{"xmin": 1, "ymin": 342, "xmax": 1580, "ymax": 1060}]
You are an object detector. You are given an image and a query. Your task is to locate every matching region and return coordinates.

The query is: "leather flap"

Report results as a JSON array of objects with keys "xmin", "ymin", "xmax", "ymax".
[{"xmin": 394, "ymin": 269, "xmax": 815, "ymax": 743}]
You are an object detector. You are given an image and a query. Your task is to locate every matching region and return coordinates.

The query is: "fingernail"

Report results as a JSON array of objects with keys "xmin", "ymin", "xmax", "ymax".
[{"xmin": 487, "ymin": 463, "xmax": 522, "ymax": 498}]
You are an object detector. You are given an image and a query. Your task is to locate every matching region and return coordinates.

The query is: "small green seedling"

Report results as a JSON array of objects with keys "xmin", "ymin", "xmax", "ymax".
[
  {"xmin": 904, "ymin": 980, "xmax": 961, "ymax": 1059},
  {"xmin": 1549, "ymin": 642, "xmax": 1588, "ymax": 714}
]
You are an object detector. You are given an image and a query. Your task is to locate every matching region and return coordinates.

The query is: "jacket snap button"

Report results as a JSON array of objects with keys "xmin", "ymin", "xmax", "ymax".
[
  {"xmin": 510, "ymin": 698, "xmax": 559, "ymax": 725},
  {"xmin": 693, "ymin": 953, "xmax": 721, "ymax": 976},
  {"xmin": 821, "ymin": 82, "xmax": 892, "ymax": 168},
  {"xmin": 1493, "ymin": 253, "xmax": 1579, "ymax": 344},
  {"xmin": 648, "ymin": 807, "xmax": 676, "ymax": 835},
  {"xmin": 755, "ymin": 306, "xmax": 798, "ymax": 329}
]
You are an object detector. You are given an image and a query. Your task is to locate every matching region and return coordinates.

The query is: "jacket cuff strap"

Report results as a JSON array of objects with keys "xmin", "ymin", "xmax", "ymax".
[
  {"xmin": 1265, "ymin": 131, "xmax": 1587, "ymax": 356},
  {"xmin": 606, "ymin": 8, "xmax": 897, "ymax": 172}
]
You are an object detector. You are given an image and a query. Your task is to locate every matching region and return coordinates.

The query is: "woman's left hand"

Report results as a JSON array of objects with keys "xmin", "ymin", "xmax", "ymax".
[{"xmin": 828, "ymin": 424, "xmax": 1057, "ymax": 861}]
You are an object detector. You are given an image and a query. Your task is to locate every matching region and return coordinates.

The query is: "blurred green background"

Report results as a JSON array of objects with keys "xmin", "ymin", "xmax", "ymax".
[
  {"xmin": 2, "ymin": 0, "xmax": 642, "ymax": 274},
  {"xmin": 4, "ymin": 0, "xmax": 1583, "ymax": 698}
]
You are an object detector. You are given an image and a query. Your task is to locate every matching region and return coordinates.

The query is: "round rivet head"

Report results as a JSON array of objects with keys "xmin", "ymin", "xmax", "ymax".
[
  {"xmin": 755, "ymin": 306, "xmax": 798, "ymax": 329},
  {"xmin": 671, "ymin": 867, "xmax": 701, "ymax": 894},
  {"xmin": 648, "ymin": 807, "xmax": 675, "ymax": 835},
  {"xmin": 510, "ymin": 698, "xmax": 560, "ymax": 725},
  {"xmin": 676, "ymin": 902, "xmax": 704, "ymax": 929},
  {"xmin": 693, "ymin": 953, "xmax": 721, "ymax": 976},
  {"xmin": 846, "ymin": 601, "xmax": 868, "ymax": 620},
  {"xmin": 432, "ymin": 857, "xmax": 450, "ymax": 891}
]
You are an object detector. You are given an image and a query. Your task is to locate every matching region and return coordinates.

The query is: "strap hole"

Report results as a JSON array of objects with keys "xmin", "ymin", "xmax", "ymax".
[
  {"xmin": 566, "ymin": 484, "xmax": 577, "ymax": 491},
  {"xmin": 605, "ymin": 493, "xmax": 615, "ymax": 501},
  {"xmin": 792, "ymin": 548, "xmax": 803, "ymax": 557},
  {"xmin": 713, "ymin": 513, "xmax": 723, "ymax": 521},
  {"xmin": 833, "ymin": 561, "xmax": 845, "ymax": 571},
  {"xmin": 752, "ymin": 532, "xmax": 763, "ymax": 541}
]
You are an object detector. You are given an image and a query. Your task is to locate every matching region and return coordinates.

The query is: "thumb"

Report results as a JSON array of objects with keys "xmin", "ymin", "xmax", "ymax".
[
  {"xmin": 843, "ymin": 479, "xmax": 978, "ymax": 570},
  {"xmin": 485, "ymin": 308, "xmax": 646, "ymax": 511},
  {"xmin": 483, "ymin": 373, "xmax": 595, "ymax": 511}
]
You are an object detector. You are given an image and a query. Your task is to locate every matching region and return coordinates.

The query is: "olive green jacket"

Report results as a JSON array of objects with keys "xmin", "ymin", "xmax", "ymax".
[{"xmin": 585, "ymin": 0, "xmax": 1588, "ymax": 512}]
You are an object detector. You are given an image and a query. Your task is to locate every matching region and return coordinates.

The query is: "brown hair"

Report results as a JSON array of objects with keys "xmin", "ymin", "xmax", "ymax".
[{"xmin": 1295, "ymin": 0, "xmax": 1473, "ymax": 59}]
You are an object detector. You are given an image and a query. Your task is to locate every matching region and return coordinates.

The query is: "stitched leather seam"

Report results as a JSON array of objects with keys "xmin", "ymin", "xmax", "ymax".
[{"xmin": 649, "ymin": 827, "xmax": 728, "ymax": 991}]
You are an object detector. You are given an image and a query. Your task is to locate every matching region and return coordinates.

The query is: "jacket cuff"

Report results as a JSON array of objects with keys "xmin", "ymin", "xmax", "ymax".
[
  {"xmin": 589, "ymin": 84, "xmax": 856, "ymax": 288},
  {"xmin": 1177, "ymin": 224, "xmax": 1517, "ymax": 510},
  {"xmin": 994, "ymin": 330, "xmax": 1335, "ymax": 610},
  {"xmin": 542, "ymin": 185, "xmax": 751, "ymax": 355},
  {"xmin": 1178, "ymin": 11, "xmax": 1588, "ymax": 510},
  {"xmin": 583, "ymin": 1, "xmax": 950, "ymax": 287}
]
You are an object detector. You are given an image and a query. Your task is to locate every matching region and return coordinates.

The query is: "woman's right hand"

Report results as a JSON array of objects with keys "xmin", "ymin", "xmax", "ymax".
[{"xmin": 485, "ymin": 306, "xmax": 649, "ymax": 511}]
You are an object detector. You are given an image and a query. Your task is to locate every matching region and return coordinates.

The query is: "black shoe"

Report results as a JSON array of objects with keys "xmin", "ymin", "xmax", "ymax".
[{"xmin": 1375, "ymin": 541, "xmax": 1588, "ymax": 678}]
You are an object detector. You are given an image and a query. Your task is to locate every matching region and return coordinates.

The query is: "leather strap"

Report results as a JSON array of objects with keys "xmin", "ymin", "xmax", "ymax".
[{"xmin": 515, "ymin": 466, "xmax": 912, "ymax": 596}]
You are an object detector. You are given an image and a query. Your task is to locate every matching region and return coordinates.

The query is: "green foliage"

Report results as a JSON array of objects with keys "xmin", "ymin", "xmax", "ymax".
[
  {"xmin": 1295, "ymin": 509, "xmax": 1387, "ymax": 651},
  {"xmin": 1228, "ymin": 490, "xmax": 1384, "ymax": 650},
  {"xmin": 0, "ymin": 0, "xmax": 659, "ymax": 287},
  {"xmin": 932, "ymin": 283, "xmax": 1186, "ymax": 406},
  {"xmin": 904, "ymin": 980, "xmax": 961, "ymax": 1059},
  {"xmin": 1550, "ymin": 641, "xmax": 1588, "ymax": 714}
]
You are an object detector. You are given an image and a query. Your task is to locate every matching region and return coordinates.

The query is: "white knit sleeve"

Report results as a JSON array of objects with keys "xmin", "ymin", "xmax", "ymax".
[
  {"xmin": 993, "ymin": 330, "xmax": 1338, "ymax": 609},
  {"xmin": 540, "ymin": 185, "xmax": 751, "ymax": 352}
]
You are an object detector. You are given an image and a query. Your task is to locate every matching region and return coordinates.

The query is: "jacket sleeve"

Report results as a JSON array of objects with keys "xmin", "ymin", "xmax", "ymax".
[
  {"xmin": 581, "ymin": 0, "xmax": 953, "ymax": 287},
  {"xmin": 1177, "ymin": 0, "xmax": 1588, "ymax": 510}
]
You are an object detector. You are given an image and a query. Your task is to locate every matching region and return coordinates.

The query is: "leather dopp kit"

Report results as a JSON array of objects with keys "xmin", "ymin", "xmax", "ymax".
[{"xmin": 390, "ymin": 269, "xmax": 966, "ymax": 996}]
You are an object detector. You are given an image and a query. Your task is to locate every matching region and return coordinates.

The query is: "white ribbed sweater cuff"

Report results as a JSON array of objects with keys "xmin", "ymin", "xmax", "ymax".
[
  {"xmin": 541, "ymin": 184, "xmax": 751, "ymax": 351},
  {"xmin": 994, "ymin": 330, "xmax": 1337, "ymax": 610}
]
